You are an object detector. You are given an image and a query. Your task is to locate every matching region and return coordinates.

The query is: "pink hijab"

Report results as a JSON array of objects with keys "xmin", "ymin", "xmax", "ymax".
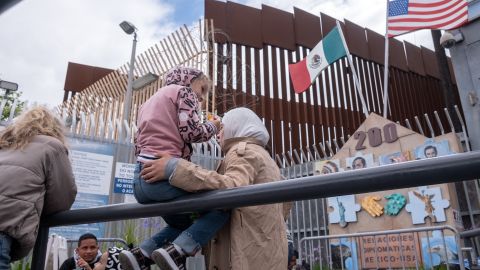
[{"xmin": 163, "ymin": 66, "xmax": 203, "ymax": 87}]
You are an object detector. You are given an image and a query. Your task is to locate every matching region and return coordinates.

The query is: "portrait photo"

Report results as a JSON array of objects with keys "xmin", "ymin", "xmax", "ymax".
[
  {"xmin": 315, "ymin": 159, "xmax": 341, "ymax": 175},
  {"xmin": 345, "ymin": 153, "xmax": 374, "ymax": 170},
  {"xmin": 414, "ymin": 139, "xmax": 453, "ymax": 160},
  {"xmin": 379, "ymin": 151, "xmax": 412, "ymax": 165}
]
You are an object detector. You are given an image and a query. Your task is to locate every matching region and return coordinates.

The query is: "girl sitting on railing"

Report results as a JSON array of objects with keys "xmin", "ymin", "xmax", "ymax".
[{"xmin": 119, "ymin": 66, "xmax": 228, "ymax": 270}]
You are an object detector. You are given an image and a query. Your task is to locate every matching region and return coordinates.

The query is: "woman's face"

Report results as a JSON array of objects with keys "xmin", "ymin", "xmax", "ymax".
[{"xmin": 191, "ymin": 77, "xmax": 209, "ymax": 103}]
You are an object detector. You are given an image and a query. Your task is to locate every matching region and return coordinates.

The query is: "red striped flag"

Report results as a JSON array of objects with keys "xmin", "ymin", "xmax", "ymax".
[{"xmin": 387, "ymin": 0, "xmax": 468, "ymax": 37}]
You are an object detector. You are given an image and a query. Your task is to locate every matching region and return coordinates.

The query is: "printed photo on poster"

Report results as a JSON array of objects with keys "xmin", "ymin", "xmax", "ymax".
[
  {"xmin": 414, "ymin": 139, "xmax": 454, "ymax": 160},
  {"xmin": 330, "ymin": 238, "xmax": 358, "ymax": 270},
  {"xmin": 421, "ymin": 231, "xmax": 459, "ymax": 269},
  {"xmin": 346, "ymin": 153, "xmax": 374, "ymax": 170},
  {"xmin": 379, "ymin": 151, "xmax": 411, "ymax": 165},
  {"xmin": 315, "ymin": 159, "xmax": 341, "ymax": 175}
]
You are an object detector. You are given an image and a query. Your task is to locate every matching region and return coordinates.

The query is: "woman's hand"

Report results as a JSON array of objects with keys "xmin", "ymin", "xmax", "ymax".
[{"xmin": 141, "ymin": 152, "xmax": 172, "ymax": 183}]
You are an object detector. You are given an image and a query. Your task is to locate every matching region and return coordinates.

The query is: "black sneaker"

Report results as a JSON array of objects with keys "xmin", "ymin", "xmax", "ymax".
[
  {"xmin": 151, "ymin": 244, "xmax": 186, "ymax": 270},
  {"xmin": 119, "ymin": 247, "xmax": 152, "ymax": 270}
]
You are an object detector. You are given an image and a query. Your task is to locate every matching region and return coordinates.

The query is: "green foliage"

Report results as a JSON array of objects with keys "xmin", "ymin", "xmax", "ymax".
[
  {"xmin": 312, "ymin": 264, "xmax": 324, "ymax": 270},
  {"xmin": 10, "ymin": 257, "xmax": 31, "ymax": 270},
  {"xmin": 123, "ymin": 219, "xmax": 137, "ymax": 246},
  {"xmin": 0, "ymin": 91, "xmax": 25, "ymax": 121}
]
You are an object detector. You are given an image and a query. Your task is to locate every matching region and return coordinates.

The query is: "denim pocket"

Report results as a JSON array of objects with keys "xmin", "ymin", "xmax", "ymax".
[
  {"xmin": 0, "ymin": 232, "xmax": 12, "ymax": 265},
  {"xmin": 133, "ymin": 162, "xmax": 146, "ymax": 203}
]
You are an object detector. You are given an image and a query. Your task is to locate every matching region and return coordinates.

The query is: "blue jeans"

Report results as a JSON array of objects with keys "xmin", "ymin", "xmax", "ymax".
[
  {"xmin": 134, "ymin": 162, "xmax": 230, "ymax": 255},
  {"xmin": 0, "ymin": 232, "xmax": 12, "ymax": 269}
]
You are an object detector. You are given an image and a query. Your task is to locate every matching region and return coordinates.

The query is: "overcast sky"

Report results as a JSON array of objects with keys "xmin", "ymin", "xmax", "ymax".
[{"xmin": 0, "ymin": 0, "xmax": 433, "ymax": 106}]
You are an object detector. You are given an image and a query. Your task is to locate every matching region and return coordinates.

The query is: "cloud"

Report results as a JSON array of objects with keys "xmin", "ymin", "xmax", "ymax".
[{"xmin": 0, "ymin": 0, "xmax": 178, "ymax": 106}]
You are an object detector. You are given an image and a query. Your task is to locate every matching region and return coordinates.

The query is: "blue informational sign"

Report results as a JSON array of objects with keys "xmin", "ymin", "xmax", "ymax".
[
  {"xmin": 50, "ymin": 138, "xmax": 114, "ymax": 240},
  {"xmin": 114, "ymin": 178, "xmax": 134, "ymax": 194},
  {"xmin": 113, "ymin": 162, "xmax": 136, "ymax": 194}
]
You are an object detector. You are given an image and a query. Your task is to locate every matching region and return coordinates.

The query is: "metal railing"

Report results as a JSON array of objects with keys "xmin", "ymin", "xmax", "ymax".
[
  {"xmin": 66, "ymin": 237, "xmax": 129, "ymax": 250},
  {"xmin": 460, "ymin": 228, "xmax": 480, "ymax": 239},
  {"xmin": 30, "ymin": 151, "xmax": 480, "ymax": 269},
  {"xmin": 299, "ymin": 225, "xmax": 464, "ymax": 270},
  {"xmin": 460, "ymin": 228, "xmax": 480, "ymax": 268}
]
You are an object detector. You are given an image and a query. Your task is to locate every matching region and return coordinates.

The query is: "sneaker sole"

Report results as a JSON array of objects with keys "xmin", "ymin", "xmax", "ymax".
[
  {"xmin": 119, "ymin": 251, "xmax": 142, "ymax": 270},
  {"xmin": 151, "ymin": 248, "xmax": 179, "ymax": 270}
]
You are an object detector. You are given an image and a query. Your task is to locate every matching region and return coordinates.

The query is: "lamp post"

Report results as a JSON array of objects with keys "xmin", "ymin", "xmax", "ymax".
[
  {"xmin": 0, "ymin": 79, "xmax": 19, "ymax": 99},
  {"xmin": 119, "ymin": 21, "xmax": 137, "ymax": 131}
]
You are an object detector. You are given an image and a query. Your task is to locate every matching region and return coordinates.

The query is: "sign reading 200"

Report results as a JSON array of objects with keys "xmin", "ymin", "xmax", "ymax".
[{"xmin": 354, "ymin": 123, "xmax": 398, "ymax": 150}]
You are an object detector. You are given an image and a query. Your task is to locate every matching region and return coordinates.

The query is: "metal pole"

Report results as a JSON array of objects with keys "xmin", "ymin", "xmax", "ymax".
[
  {"xmin": 336, "ymin": 21, "xmax": 369, "ymax": 118},
  {"xmin": 43, "ymin": 150, "xmax": 480, "ymax": 227},
  {"xmin": 382, "ymin": 0, "xmax": 391, "ymax": 118},
  {"xmin": 31, "ymin": 225, "xmax": 49, "ymax": 270},
  {"xmin": 121, "ymin": 32, "xmax": 137, "ymax": 139},
  {"xmin": 460, "ymin": 228, "xmax": 480, "ymax": 238},
  {"xmin": 3, "ymin": 89, "xmax": 10, "ymax": 99}
]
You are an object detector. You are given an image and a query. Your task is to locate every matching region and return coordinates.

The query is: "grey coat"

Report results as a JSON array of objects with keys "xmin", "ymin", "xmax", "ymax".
[{"xmin": 0, "ymin": 135, "xmax": 77, "ymax": 260}]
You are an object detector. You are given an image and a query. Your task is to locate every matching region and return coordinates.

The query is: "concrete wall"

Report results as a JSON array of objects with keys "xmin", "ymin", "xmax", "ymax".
[{"xmin": 449, "ymin": 1, "xmax": 480, "ymax": 150}]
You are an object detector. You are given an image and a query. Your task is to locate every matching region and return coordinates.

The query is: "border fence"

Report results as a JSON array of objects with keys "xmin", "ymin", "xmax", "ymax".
[{"xmin": 204, "ymin": 0, "xmax": 463, "ymax": 160}]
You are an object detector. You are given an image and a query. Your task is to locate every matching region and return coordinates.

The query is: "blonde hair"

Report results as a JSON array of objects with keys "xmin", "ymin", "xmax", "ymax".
[{"xmin": 0, "ymin": 106, "xmax": 66, "ymax": 149}]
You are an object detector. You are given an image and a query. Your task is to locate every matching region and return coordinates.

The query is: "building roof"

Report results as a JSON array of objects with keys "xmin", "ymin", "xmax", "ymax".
[{"xmin": 63, "ymin": 62, "xmax": 113, "ymax": 93}]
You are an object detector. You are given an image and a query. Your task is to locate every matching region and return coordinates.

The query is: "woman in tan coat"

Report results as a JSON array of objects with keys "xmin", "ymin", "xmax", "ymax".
[
  {"xmin": 140, "ymin": 107, "xmax": 288, "ymax": 270},
  {"xmin": 0, "ymin": 107, "xmax": 77, "ymax": 265}
]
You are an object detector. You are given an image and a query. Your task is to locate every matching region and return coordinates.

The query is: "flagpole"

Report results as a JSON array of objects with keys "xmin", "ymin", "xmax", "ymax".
[
  {"xmin": 382, "ymin": 0, "xmax": 390, "ymax": 118},
  {"xmin": 336, "ymin": 20, "xmax": 369, "ymax": 118}
]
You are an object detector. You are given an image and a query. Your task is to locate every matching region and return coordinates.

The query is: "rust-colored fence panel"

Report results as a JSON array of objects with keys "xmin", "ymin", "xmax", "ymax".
[{"xmin": 345, "ymin": 20, "xmax": 369, "ymax": 60}]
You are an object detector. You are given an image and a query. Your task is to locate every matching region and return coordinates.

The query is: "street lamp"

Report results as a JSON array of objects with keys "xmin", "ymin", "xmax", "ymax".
[
  {"xmin": 0, "ymin": 79, "xmax": 19, "ymax": 98},
  {"xmin": 119, "ymin": 20, "xmax": 137, "ymax": 128},
  {"xmin": 132, "ymin": 72, "xmax": 159, "ymax": 90}
]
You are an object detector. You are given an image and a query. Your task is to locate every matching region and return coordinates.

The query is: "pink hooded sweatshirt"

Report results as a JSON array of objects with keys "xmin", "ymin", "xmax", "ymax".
[{"xmin": 135, "ymin": 67, "xmax": 217, "ymax": 160}]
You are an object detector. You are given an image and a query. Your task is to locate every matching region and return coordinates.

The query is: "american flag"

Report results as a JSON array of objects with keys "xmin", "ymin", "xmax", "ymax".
[{"xmin": 387, "ymin": 0, "xmax": 468, "ymax": 37}]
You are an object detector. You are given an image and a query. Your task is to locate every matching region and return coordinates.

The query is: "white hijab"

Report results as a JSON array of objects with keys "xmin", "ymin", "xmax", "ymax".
[{"xmin": 222, "ymin": 107, "xmax": 269, "ymax": 146}]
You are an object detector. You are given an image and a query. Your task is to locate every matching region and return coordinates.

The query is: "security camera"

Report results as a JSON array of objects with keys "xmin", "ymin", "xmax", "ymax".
[{"xmin": 440, "ymin": 30, "xmax": 464, "ymax": 49}]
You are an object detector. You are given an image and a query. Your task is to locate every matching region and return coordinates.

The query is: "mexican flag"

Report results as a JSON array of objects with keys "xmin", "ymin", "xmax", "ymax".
[{"xmin": 289, "ymin": 26, "xmax": 347, "ymax": 94}]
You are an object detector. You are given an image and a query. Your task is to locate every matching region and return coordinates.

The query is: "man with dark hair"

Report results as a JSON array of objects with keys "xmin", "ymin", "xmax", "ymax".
[
  {"xmin": 424, "ymin": 145, "xmax": 438, "ymax": 158},
  {"xmin": 352, "ymin": 157, "xmax": 367, "ymax": 169},
  {"xmin": 59, "ymin": 233, "xmax": 108, "ymax": 270}
]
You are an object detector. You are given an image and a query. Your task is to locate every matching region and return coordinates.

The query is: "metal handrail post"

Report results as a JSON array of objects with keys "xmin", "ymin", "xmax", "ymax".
[{"xmin": 31, "ymin": 225, "xmax": 49, "ymax": 270}]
